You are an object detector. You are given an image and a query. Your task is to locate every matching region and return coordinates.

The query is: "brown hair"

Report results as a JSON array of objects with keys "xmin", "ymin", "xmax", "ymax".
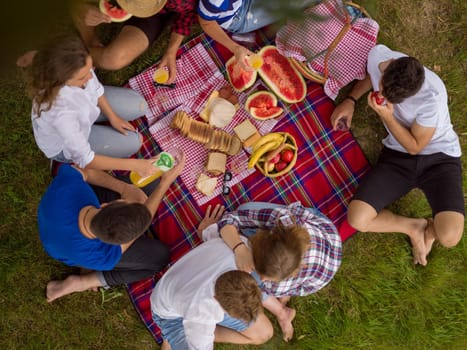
[
  {"xmin": 90, "ymin": 202, "xmax": 152, "ymax": 244},
  {"xmin": 214, "ymin": 270, "xmax": 262, "ymax": 323},
  {"xmin": 26, "ymin": 34, "xmax": 89, "ymax": 116},
  {"xmin": 382, "ymin": 56, "xmax": 425, "ymax": 104},
  {"xmin": 249, "ymin": 221, "xmax": 309, "ymax": 281}
]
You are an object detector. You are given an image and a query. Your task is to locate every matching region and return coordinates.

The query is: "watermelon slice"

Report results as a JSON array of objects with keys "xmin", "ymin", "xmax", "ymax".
[
  {"xmin": 99, "ymin": 0, "xmax": 132, "ymax": 22},
  {"xmin": 258, "ymin": 46, "xmax": 306, "ymax": 103},
  {"xmin": 225, "ymin": 56, "xmax": 257, "ymax": 92},
  {"xmin": 245, "ymin": 91, "xmax": 283, "ymax": 120}
]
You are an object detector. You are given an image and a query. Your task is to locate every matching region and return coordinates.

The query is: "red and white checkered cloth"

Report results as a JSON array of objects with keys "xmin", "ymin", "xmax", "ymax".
[
  {"xmin": 275, "ymin": 0, "xmax": 379, "ymax": 99},
  {"xmin": 128, "ymin": 44, "xmax": 224, "ymax": 124},
  {"xmin": 147, "ymin": 55, "xmax": 287, "ymax": 205}
]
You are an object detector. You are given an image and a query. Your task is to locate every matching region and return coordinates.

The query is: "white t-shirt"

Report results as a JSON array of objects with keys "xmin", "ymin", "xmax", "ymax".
[
  {"xmin": 367, "ymin": 45, "xmax": 460, "ymax": 157},
  {"xmin": 32, "ymin": 70, "xmax": 105, "ymax": 168},
  {"xmin": 150, "ymin": 238, "xmax": 239, "ymax": 350}
]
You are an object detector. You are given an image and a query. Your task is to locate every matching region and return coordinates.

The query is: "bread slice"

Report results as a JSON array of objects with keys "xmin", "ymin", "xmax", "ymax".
[
  {"xmin": 196, "ymin": 173, "xmax": 217, "ymax": 196},
  {"xmin": 233, "ymin": 119, "xmax": 258, "ymax": 143},
  {"xmin": 243, "ymin": 131, "xmax": 262, "ymax": 148},
  {"xmin": 206, "ymin": 152, "xmax": 227, "ymax": 176},
  {"xmin": 199, "ymin": 90, "xmax": 219, "ymax": 122}
]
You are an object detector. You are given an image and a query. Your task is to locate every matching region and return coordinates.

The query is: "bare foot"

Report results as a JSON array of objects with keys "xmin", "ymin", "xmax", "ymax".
[
  {"xmin": 408, "ymin": 218, "xmax": 428, "ymax": 266},
  {"xmin": 196, "ymin": 204, "xmax": 225, "ymax": 239},
  {"xmin": 277, "ymin": 307, "xmax": 296, "ymax": 342},
  {"xmin": 47, "ymin": 275, "xmax": 84, "ymax": 303},
  {"xmin": 424, "ymin": 218, "xmax": 436, "ymax": 259},
  {"xmin": 16, "ymin": 50, "xmax": 38, "ymax": 68},
  {"xmin": 278, "ymin": 296, "xmax": 291, "ymax": 305}
]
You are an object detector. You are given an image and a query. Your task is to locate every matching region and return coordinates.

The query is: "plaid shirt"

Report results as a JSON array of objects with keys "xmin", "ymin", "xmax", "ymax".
[
  {"xmin": 217, "ymin": 202, "xmax": 343, "ymax": 296},
  {"xmin": 161, "ymin": 0, "xmax": 198, "ymax": 36}
]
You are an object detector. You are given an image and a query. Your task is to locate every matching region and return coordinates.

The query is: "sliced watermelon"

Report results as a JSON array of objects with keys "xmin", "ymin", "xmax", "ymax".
[
  {"xmin": 245, "ymin": 91, "xmax": 277, "ymax": 110},
  {"xmin": 99, "ymin": 0, "xmax": 132, "ymax": 22},
  {"xmin": 225, "ymin": 56, "xmax": 257, "ymax": 92},
  {"xmin": 258, "ymin": 46, "xmax": 306, "ymax": 103},
  {"xmin": 246, "ymin": 91, "xmax": 283, "ymax": 120},
  {"xmin": 250, "ymin": 106, "xmax": 283, "ymax": 120}
]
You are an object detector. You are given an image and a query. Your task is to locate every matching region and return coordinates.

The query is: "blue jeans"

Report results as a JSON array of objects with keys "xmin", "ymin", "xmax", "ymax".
[
  {"xmin": 227, "ymin": 0, "xmax": 316, "ymax": 33},
  {"xmin": 152, "ymin": 312, "xmax": 248, "ymax": 350},
  {"xmin": 53, "ymin": 86, "xmax": 147, "ymax": 162}
]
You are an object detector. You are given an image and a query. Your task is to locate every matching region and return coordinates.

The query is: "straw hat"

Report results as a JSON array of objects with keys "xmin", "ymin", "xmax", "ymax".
[{"xmin": 116, "ymin": 0, "xmax": 167, "ymax": 18}]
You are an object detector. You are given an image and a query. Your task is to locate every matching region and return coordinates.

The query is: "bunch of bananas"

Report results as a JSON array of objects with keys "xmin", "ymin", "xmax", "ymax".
[{"xmin": 247, "ymin": 132, "xmax": 297, "ymax": 177}]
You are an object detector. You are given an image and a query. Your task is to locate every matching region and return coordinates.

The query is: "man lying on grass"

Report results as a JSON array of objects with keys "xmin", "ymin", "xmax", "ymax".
[
  {"xmin": 331, "ymin": 45, "xmax": 464, "ymax": 265},
  {"xmin": 38, "ymin": 151, "xmax": 185, "ymax": 302}
]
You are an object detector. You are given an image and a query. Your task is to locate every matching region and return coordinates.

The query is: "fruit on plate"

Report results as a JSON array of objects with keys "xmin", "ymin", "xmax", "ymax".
[
  {"xmin": 257, "ymin": 46, "xmax": 306, "ymax": 103},
  {"xmin": 248, "ymin": 132, "xmax": 298, "ymax": 178},
  {"xmin": 280, "ymin": 149, "xmax": 294, "ymax": 163},
  {"xmin": 249, "ymin": 132, "xmax": 297, "ymax": 177},
  {"xmin": 226, "ymin": 56, "xmax": 257, "ymax": 92},
  {"xmin": 99, "ymin": 0, "xmax": 132, "ymax": 22},
  {"xmin": 245, "ymin": 91, "xmax": 283, "ymax": 120},
  {"xmin": 371, "ymin": 91, "xmax": 385, "ymax": 105}
]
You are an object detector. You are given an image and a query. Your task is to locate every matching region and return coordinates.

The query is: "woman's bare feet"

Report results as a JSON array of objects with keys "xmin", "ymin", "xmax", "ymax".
[
  {"xmin": 277, "ymin": 307, "xmax": 296, "ymax": 342},
  {"xmin": 408, "ymin": 218, "xmax": 428, "ymax": 266},
  {"xmin": 16, "ymin": 50, "xmax": 38, "ymax": 68},
  {"xmin": 196, "ymin": 204, "xmax": 225, "ymax": 239}
]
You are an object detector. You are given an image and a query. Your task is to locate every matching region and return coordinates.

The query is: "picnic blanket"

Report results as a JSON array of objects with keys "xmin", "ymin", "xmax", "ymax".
[
  {"xmin": 275, "ymin": 0, "xmax": 379, "ymax": 99},
  {"xmin": 126, "ymin": 32, "xmax": 371, "ymax": 343}
]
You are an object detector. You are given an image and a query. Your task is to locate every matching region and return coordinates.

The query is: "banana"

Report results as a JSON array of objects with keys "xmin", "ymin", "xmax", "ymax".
[
  {"xmin": 248, "ymin": 140, "xmax": 281, "ymax": 168},
  {"xmin": 252, "ymin": 133, "xmax": 284, "ymax": 153}
]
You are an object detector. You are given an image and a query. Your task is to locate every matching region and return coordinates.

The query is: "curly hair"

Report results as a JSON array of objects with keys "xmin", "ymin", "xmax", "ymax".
[
  {"xmin": 26, "ymin": 34, "xmax": 89, "ymax": 116},
  {"xmin": 381, "ymin": 56, "xmax": 425, "ymax": 104},
  {"xmin": 249, "ymin": 220, "xmax": 309, "ymax": 281},
  {"xmin": 214, "ymin": 270, "xmax": 262, "ymax": 323},
  {"xmin": 90, "ymin": 202, "xmax": 152, "ymax": 244}
]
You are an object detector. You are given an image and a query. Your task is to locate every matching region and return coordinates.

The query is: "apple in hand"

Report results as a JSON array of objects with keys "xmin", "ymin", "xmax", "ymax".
[
  {"xmin": 275, "ymin": 161, "xmax": 288, "ymax": 172},
  {"xmin": 280, "ymin": 149, "xmax": 294, "ymax": 163},
  {"xmin": 371, "ymin": 91, "xmax": 385, "ymax": 105}
]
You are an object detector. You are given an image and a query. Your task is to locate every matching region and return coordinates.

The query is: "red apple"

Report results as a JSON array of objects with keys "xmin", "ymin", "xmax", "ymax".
[
  {"xmin": 280, "ymin": 149, "xmax": 294, "ymax": 163},
  {"xmin": 371, "ymin": 91, "xmax": 385, "ymax": 105},
  {"xmin": 275, "ymin": 161, "xmax": 288, "ymax": 172},
  {"xmin": 267, "ymin": 152, "xmax": 281, "ymax": 164}
]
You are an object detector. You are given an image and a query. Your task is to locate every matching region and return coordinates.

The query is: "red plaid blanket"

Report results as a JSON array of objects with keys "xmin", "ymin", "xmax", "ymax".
[{"xmin": 126, "ymin": 32, "xmax": 370, "ymax": 344}]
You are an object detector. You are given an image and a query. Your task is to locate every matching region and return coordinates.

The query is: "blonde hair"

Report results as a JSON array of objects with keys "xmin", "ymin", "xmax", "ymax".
[
  {"xmin": 215, "ymin": 270, "xmax": 262, "ymax": 323},
  {"xmin": 249, "ymin": 221, "xmax": 309, "ymax": 281},
  {"xmin": 26, "ymin": 34, "xmax": 89, "ymax": 116}
]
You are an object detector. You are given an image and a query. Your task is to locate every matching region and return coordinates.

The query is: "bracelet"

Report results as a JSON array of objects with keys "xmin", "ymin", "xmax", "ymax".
[
  {"xmin": 232, "ymin": 241, "xmax": 245, "ymax": 253},
  {"xmin": 345, "ymin": 95, "xmax": 358, "ymax": 104}
]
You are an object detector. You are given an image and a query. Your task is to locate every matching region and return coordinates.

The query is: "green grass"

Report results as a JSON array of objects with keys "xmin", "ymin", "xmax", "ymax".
[{"xmin": 1, "ymin": 1, "xmax": 466, "ymax": 349}]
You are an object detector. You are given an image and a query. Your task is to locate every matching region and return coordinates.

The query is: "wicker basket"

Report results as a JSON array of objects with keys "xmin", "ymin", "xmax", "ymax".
[
  {"xmin": 256, "ymin": 132, "xmax": 298, "ymax": 178},
  {"xmin": 289, "ymin": 1, "xmax": 371, "ymax": 84}
]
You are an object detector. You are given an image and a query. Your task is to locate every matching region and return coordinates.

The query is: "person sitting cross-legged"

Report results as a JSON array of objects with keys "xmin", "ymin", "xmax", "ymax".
[
  {"xmin": 39, "ymin": 150, "xmax": 185, "ymax": 302},
  {"xmin": 197, "ymin": 202, "xmax": 342, "ymax": 342}
]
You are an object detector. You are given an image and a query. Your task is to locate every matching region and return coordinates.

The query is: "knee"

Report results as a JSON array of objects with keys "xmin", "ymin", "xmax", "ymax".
[
  {"xmin": 251, "ymin": 320, "xmax": 273, "ymax": 344},
  {"xmin": 347, "ymin": 202, "xmax": 371, "ymax": 232},
  {"xmin": 436, "ymin": 227, "xmax": 463, "ymax": 248},
  {"xmin": 99, "ymin": 49, "xmax": 133, "ymax": 70}
]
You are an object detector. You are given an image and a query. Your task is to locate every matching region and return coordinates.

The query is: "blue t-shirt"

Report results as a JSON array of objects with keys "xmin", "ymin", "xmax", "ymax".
[{"xmin": 38, "ymin": 165, "xmax": 122, "ymax": 270}]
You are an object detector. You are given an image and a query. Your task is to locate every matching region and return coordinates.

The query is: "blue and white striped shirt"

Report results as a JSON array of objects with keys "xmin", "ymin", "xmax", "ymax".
[{"xmin": 197, "ymin": 0, "xmax": 244, "ymax": 29}]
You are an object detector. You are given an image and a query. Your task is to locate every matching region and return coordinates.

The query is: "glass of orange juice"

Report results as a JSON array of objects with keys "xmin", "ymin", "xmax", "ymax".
[
  {"xmin": 153, "ymin": 68, "xmax": 169, "ymax": 84},
  {"xmin": 248, "ymin": 54, "xmax": 263, "ymax": 70}
]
